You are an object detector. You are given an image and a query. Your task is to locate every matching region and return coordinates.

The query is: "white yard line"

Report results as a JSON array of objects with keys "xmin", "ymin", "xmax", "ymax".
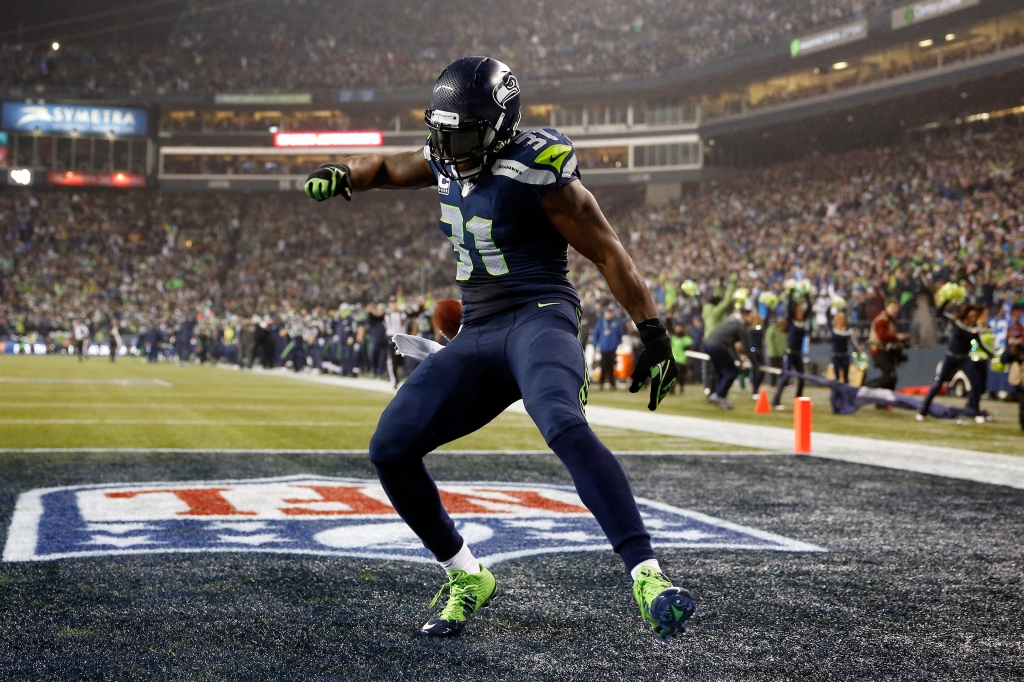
[
  {"xmin": 240, "ymin": 367, "xmax": 1024, "ymax": 490},
  {"xmin": 0, "ymin": 420, "xmax": 375, "ymax": 426},
  {"xmin": 0, "ymin": 377, "xmax": 171, "ymax": 386},
  {"xmin": 0, "ymin": 448, "xmax": 771, "ymax": 456}
]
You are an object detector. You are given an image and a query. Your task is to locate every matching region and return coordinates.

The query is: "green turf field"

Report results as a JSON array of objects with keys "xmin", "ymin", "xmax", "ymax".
[
  {"xmin": 1, "ymin": 356, "xmax": 1018, "ymax": 454},
  {"xmin": 0, "ymin": 356, "xmax": 735, "ymax": 452}
]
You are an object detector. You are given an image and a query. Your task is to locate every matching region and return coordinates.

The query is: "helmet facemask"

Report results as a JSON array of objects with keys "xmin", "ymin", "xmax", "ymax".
[{"xmin": 424, "ymin": 109, "xmax": 519, "ymax": 182}]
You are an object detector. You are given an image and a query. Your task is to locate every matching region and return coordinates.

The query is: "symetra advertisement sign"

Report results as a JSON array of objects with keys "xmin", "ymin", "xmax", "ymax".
[
  {"xmin": 1, "ymin": 102, "xmax": 148, "ymax": 136},
  {"xmin": 790, "ymin": 20, "xmax": 868, "ymax": 57},
  {"xmin": 2, "ymin": 475, "xmax": 825, "ymax": 563}
]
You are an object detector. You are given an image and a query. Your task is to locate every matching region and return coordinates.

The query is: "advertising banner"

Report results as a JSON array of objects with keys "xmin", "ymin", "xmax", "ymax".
[
  {"xmin": 273, "ymin": 131, "xmax": 383, "ymax": 147},
  {"xmin": 46, "ymin": 171, "xmax": 147, "ymax": 188},
  {"xmin": 1, "ymin": 102, "xmax": 148, "ymax": 136},
  {"xmin": 213, "ymin": 93, "xmax": 312, "ymax": 105},
  {"xmin": 892, "ymin": 0, "xmax": 979, "ymax": 29},
  {"xmin": 790, "ymin": 20, "xmax": 868, "ymax": 57}
]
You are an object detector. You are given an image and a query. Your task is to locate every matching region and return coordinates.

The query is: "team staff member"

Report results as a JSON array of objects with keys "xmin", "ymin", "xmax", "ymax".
[
  {"xmin": 867, "ymin": 300, "xmax": 907, "ymax": 390},
  {"xmin": 703, "ymin": 309, "xmax": 756, "ymax": 410},
  {"xmin": 366, "ymin": 303, "xmax": 388, "ymax": 379},
  {"xmin": 592, "ymin": 306, "xmax": 624, "ymax": 390},
  {"xmin": 746, "ymin": 310, "xmax": 766, "ymax": 396},
  {"xmin": 771, "ymin": 288, "xmax": 813, "ymax": 409},
  {"xmin": 765, "ymin": 316, "xmax": 787, "ymax": 387},
  {"xmin": 73, "ymin": 320, "xmax": 90, "ymax": 361},
  {"xmin": 304, "ymin": 57, "xmax": 693, "ymax": 642},
  {"xmin": 109, "ymin": 322, "xmax": 122, "ymax": 362}
]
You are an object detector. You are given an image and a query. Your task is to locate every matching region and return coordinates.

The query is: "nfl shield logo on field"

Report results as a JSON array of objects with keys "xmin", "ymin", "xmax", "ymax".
[{"xmin": 2, "ymin": 475, "xmax": 824, "ymax": 563}]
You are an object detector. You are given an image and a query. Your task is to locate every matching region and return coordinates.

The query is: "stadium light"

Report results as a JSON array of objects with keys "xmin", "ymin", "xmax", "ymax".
[
  {"xmin": 832, "ymin": 61, "xmax": 849, "ymax": 70},
  {"xmin": 52, "ymin": 42, "xmax": 59, "ymax": 51},
  {"xmin": 918, "ymin": 39, "xmax": 934, "ymax": 48},
  {"xmin": 274, "ymin": 131, "xmax": 384, "ymax": 148},
  {"xmin": 9, "ymin": 168, "xmax": 32, "ymax": 186},
  {"xmin": 945, "ymin": 34, "xmax": 955, "ymax": 41}
]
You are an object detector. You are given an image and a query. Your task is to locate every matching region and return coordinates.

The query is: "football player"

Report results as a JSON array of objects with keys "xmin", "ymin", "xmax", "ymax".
[{"xmin": 305, "ymin": 56, "xmax": 693, "ymax": 642}]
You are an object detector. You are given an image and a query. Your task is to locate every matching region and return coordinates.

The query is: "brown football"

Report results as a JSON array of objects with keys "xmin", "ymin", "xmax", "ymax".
[{"xmin": 433, "ymin": 299, "xmax": 464, "ymax": 341}]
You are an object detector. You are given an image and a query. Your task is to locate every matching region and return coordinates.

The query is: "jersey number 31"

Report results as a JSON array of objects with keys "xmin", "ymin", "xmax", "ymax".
[{"xmin": 440, "ymin": 203, "xmax": 509, "ymax": 280}]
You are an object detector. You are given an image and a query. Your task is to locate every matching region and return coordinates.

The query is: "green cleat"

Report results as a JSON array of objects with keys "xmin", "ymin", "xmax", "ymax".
[
  {"xmin": 419, "ymin": 565, "xmax": 497, "ymax": 637},
  {"xmin": 632, "ymin": 566, "xmax": 696, "ymax": 643}
]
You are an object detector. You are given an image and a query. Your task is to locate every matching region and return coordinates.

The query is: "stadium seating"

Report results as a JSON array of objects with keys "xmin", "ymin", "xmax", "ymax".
[
  {"xmin": 0, "ymin": 0, "xmax": 903, "ymax": 93},
  {"xmin": 2, "ymin": 119, "xmax": 1021, "ymax": 339}
]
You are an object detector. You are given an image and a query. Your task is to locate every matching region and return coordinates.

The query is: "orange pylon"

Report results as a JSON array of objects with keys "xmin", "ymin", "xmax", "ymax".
[
  {"xmin": 754, "ymin": 388, "xmax": 771, "ymax": 414},
  {"xmin": 794, "ymin": 397, "xmax": 813, "ymax": 454}
]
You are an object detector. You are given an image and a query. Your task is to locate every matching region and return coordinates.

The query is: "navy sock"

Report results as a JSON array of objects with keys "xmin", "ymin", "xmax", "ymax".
[
  {"xmin": 374, "ymin": 459, "xmax": 463, "ymax": 562},
  {"xmin": 549, "ymin": 423, "xmax": 656, "ymax": 571}
]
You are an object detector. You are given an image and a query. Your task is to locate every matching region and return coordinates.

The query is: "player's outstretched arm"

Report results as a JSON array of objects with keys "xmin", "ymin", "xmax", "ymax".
[
  {"xmin": 304, "ymin": 148, "xmax": 434, "ymax": 201},
  {"xmin": 542, "ymin": 181, "xmax": 676, "ymax": 410}
]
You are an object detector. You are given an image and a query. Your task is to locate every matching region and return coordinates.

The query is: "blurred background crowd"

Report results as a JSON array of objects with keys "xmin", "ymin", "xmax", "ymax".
[
  {"xmin": 3, "ymin": 119, "xmax": 1022, "ymax": 367},
  {"xmin": 1, "ymin": 0, "xmax": 900, "ymax": 94}
]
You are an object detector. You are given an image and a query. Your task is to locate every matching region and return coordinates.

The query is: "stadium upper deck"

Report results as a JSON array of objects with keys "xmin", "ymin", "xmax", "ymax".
[
  {"xmin": 0, "ymin": 0, "xmax": 909, "ymax": 95},
  {"xmin": 1, "ymin": 0, "xmax": 1019, "ymax": 105}
]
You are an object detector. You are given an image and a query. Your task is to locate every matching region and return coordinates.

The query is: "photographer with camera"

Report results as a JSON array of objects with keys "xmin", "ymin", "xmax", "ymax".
[{"xmin": 867, "ymin": 300, "xmax": 908, "ymax": 391}]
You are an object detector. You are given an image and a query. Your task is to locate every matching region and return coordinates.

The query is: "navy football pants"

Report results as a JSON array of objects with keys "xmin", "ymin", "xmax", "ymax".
[
  {"xmin": 369, "ymin": 302, "xmax": 655, "ymax": 570},
  {"xmin": 703, "ymin": 342, "xmax": 738, "ymax": 399}
]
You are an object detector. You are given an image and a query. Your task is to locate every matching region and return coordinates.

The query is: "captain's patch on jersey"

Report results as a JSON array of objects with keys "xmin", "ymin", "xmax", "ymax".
[{"xmin": 3, "ymin": 475, "xmax": 825, "ymax": 563}]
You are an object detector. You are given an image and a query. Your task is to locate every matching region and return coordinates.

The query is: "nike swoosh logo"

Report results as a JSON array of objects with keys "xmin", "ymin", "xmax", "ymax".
[{"xmin": 537, "ymin": 302, "xmax": 560, "ymax": 308}]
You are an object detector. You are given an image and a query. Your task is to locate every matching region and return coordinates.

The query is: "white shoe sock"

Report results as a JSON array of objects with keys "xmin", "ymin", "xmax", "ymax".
[
  {"xmin": 630, "ymin": 559, "xmax": 662, "ymax": 581},
  {"xmin": 439, "ymin": 542, "xmax": 481, "ymax": 574}
]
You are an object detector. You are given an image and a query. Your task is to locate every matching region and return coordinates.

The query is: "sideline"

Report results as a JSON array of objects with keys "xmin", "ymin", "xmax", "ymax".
[
  {"xmin": 0, "ymin": 448, "xmax": 781, "ymax": 456},
  {"xmin": 231, "ymin": 367, "xmax": 1024, "ymax": 490}
]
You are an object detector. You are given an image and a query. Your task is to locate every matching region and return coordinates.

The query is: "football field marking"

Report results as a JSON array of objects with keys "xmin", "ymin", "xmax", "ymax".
[
  {"xmin": 0, "ymin": 448, "xmax": 783, "ymax": 456},
  {"xmin": 0, "ymin": 420, "xmax": 379, "ymax": 426},
  {"xmin": 2, "ymin": 475, "xmax": 825, "ymax": 563},
  {"xmin": 0, "ymin": 377, "xmax": 172, "ymax": 387},
  {"xmin": 246, "ymin": 369, "xmax": 1024, "ymax": 490},
  {"xmin": 0, "ymin": 402, "xmax": 383, "ymax": 411}
]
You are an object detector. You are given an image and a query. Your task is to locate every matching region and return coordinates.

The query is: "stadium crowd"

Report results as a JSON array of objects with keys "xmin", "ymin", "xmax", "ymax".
[
  {"xmin": 572, "ymin": 125, "xmax": 1024, "ymax": 329},
  {"xmin": 2, "ymin": 0, "xmax": 899, "ymax": 94},
  {"xmin": 2, "ymin": 123, "xmax": 1023, "ymax": 384}
]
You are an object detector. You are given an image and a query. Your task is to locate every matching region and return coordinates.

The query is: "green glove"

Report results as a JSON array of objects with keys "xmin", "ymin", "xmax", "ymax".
[
  {"xmin": 304, "ymin": 163, "xmax": 353, "ymax": 201},
  {"xmin": 729, "ymin": 272, "xmax": 739, "ymax": 284},
  {"xmin": 629, "ymin": 319, "xmax": 678, "ymax": 411}
]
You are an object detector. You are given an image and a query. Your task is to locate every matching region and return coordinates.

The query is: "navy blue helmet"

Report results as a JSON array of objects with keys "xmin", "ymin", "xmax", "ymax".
[{"xmin": 424, "ymin": 56, "xmax": 522, "ymax": 181}]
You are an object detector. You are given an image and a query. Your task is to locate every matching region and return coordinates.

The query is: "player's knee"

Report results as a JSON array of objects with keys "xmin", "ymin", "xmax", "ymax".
[{"xmin": 368, "ymin": 425, "xmax": 418, "ymax": 465}]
